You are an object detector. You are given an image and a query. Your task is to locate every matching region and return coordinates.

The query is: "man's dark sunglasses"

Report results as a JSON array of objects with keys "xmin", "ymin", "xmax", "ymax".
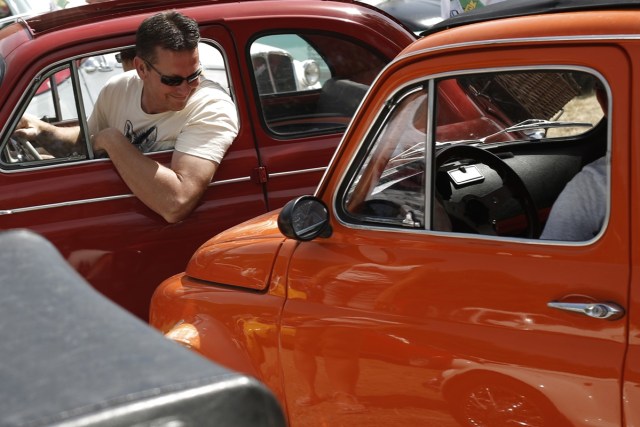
[{"xmin": 144, "ymin": 59, "xmax": 202, "ymax": 86}]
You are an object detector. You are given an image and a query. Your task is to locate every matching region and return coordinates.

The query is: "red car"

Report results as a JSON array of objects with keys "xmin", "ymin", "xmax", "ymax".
[
  {"xmin": 0, "ymin": 0, "xmax": 414, "ymax": 319},
  {"xmin": 151, "ymin": 0, "xmax": 640, "ymax": 426}
]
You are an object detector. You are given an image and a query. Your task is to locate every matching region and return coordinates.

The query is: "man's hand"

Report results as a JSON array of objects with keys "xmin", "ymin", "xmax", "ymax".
[
  {"xmin": 12, "ymin": 114, "xmax": 42, "ymax": 142},
  {"xmin": 91, "ymin": 127, "xmax": 123, "ymax": 156},
  {"xmin": 12, "ymin": 114, "xmax": 81, "ymax": 158}
]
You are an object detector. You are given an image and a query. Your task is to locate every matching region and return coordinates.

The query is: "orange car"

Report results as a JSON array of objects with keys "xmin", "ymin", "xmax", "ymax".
[{"xmin": 150, "ymin": 1, "xmax": 639, "ymax": 426}]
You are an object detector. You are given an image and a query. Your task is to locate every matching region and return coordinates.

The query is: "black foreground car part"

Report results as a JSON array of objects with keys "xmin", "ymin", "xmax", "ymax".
[{"xmin": 0, "ymin": 229, "xmax": 286, "ymax": 427}]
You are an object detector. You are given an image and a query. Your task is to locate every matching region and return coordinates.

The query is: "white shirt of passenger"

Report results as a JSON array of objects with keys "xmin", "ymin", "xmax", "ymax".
[{"xmin": 88, "ymin": 71, "xmax": 238, "ymax": 164}]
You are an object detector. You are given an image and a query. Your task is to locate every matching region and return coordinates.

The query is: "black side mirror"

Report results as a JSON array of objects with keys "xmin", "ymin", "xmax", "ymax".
[{"xmin": 277, "ymin": 195, "xmax": 332, "ymax": 241}]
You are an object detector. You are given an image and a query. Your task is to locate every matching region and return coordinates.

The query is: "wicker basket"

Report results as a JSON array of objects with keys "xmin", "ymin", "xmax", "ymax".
[{"xmin": 493, "ymin": 72, "xmax": 582, "ymax": 120}]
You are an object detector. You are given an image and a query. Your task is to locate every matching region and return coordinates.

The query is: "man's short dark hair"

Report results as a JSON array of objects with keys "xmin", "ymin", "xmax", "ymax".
[{"xmin": 136, "ymin": 10, "xmax": 200, "ymax": 63}]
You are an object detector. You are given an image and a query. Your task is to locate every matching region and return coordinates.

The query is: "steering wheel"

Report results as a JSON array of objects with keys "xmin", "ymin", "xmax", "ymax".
[
  {"xmin": 5, "ymin": 137, "xmax": 43, "ymax": 163},
  {"xmin": 435, "ymin": 145, "xmax": 540, "ymax": 238}
]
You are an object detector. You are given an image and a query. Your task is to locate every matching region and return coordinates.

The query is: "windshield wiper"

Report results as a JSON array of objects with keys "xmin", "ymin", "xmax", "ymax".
[
  {"xmin": 438, "ymin": 119, "xmax": 594, "ymax": 146},
  {"xmin": 485, "ymin": 118, "xmax": 593, "ymax": 141}
]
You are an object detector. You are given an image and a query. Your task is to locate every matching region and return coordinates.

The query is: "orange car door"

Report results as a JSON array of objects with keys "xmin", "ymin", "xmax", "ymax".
[{"xmin": 279, "ymin": 51, "xmax": 630, "ymax": 427}]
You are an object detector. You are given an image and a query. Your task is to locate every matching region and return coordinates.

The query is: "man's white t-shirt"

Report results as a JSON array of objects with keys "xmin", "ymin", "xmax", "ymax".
[
  {"xmin": 88, "ymin": 71, "xmax": 238, "ymax": 164},
  {"xmin": 441, "ymin": 0, "xmax": 507, "ymax": 18}
]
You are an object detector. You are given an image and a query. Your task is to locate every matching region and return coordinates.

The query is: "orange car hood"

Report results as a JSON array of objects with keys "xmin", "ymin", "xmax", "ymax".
[{"xmin": 185, "ymin": 210, "xmax": 286, "ymax": 291}]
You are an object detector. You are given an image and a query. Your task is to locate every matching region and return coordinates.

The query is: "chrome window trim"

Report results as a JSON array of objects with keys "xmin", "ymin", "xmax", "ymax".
[
  {"xmin": 424, "ymin": 79, "xmax": 436, "ymax": 231},
  {"xmin": 397, "ymin": 34, "xmax": 640, "ymax": 63},
  {"xmin": 269, "ymin": 166, "xmax": 326, "ymax": 178}
]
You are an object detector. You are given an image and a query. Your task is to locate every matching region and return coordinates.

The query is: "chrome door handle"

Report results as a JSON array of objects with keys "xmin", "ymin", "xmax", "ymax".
[{"xmin": 547, "ymin": 301, "xmax": 625, "ymax": 320}]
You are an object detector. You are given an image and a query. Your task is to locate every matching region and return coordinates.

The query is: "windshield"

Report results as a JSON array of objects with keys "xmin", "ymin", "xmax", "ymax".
[{"xmin": 437, "ymin": 71, "xmax": 604, "ymax": 145}]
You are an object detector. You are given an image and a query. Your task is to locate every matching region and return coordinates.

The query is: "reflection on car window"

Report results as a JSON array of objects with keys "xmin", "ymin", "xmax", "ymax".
[
  {"xmin": 340, "ymin": 69, "xmax": 608, "ymax": 242},
  {"xmin": 344, "ymin": 86, "xmax": 429, "ymax": 229},
  {"xmin": 251, "ymin": 33, "xmax": 387, "ymax": 137},
  {"xmin": 27, "ymin": 65, "xmax": 78, "ymax": 123}
]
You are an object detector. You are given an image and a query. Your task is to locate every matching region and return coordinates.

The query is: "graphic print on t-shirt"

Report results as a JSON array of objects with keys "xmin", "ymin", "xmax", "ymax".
[{"xmin": 124, "ymin": 120, "xmax": 158, "ymax": 152}]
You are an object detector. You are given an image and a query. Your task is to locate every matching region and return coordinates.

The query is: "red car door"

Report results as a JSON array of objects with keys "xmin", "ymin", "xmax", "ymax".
[{"xmin": 224, "ymin": 4, "xmax": 414, "ymax": 211}]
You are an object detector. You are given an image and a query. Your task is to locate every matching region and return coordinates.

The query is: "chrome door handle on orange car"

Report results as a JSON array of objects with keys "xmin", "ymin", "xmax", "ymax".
[{"xmin": 548, "ymin": 301, "xmax": 625, "ymax": 320}]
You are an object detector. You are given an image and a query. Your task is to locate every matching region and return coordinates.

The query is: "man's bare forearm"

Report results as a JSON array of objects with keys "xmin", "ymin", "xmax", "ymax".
[
  {"xmin": 92, "ymin": 128, "xmax": 217, "ymax": 223},
  {"xmin": 37, "ymin": 123, "xmax": 83, "ymax": 157}
]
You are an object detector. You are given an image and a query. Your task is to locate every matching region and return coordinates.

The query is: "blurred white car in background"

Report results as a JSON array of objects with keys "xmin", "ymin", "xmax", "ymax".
[
  {"xmin": 1, "ymin": 0, "xmax": 55, "ymax": 18},
  {"xmin": 0, "ymin": 0, "xmax": 74, "ymax": 28}
]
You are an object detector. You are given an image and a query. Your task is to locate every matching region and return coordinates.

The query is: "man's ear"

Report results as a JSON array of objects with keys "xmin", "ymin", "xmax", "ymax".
[{"xmin": 133, "ymin": 56, "xmax": 146, "ymax": 78}]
